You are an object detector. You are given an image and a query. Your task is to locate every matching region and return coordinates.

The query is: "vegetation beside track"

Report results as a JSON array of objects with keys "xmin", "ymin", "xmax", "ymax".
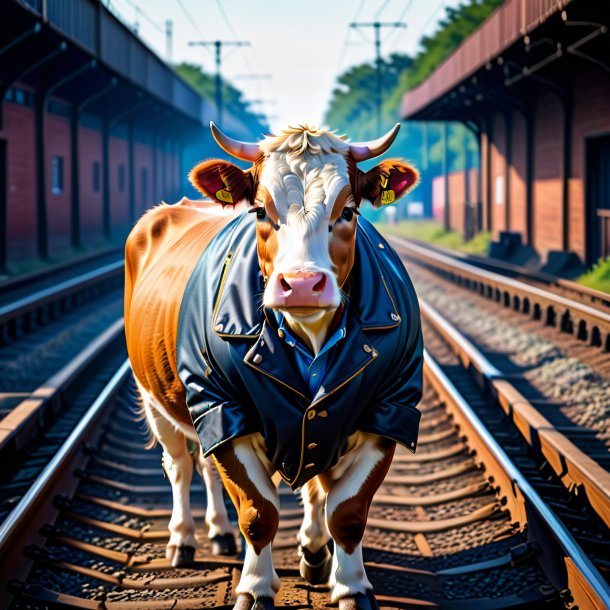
[
  {"xmin": 377, "ymin": 220, "xmax": 491, "ymax": 255},
  {"xmin": 577, "ymin": 258, "xmax": 610, "ymax": 294}
]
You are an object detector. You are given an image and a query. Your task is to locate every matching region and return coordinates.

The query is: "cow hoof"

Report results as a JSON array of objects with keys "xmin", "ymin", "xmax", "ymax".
[
  {"xmin": 233, "ymin": 594, "xmax": 275, "ymax": 610},
  {"xmin": 298, "ymin": 542, "xmax": 332, "ymax": 585},
  {"xmin": 211, "ymin": 532, "xmax": 237, "ymax": 555},
  {"xmin": 338, "ymin": 591, "xmax": 379, "ymax": 610},
  {"xmin": 166, "ymin": 544, "xmax": 196, "ymax": 567}
]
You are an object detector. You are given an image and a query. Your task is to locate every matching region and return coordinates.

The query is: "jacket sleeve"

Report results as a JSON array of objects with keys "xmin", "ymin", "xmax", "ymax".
[
  {"xmin": 359, "ymin": 304, "xmax": 424, "ymax": 452},
  {"xmin": 179, "ymin": 344, "xmax": 259, "ymax": 458}
]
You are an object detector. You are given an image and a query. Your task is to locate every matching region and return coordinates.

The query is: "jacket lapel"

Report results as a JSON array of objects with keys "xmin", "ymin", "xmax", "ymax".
[
  {"xmin": 310, "ymin": 323, "xmax": 378, "ymax": 407},
  {"xmin": 243, "ymin": 320, "xmax": 310, "ymax": 402}
]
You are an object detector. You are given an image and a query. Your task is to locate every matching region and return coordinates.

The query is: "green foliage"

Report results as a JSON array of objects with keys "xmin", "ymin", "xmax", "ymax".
[
  {"xmin": 378, "ymin": 220, "xmax": 491, "ymax": 255},
  {"xmin": 324, "ymin": 0, "xmax": 503, "ymax": 157},
  {"xmin": 577, "ymin": 258, "xmax": 610, "ymax": 294},
  {"xmin": 176, "ymin": 63, "xmax": 268, "ymax": 137}
]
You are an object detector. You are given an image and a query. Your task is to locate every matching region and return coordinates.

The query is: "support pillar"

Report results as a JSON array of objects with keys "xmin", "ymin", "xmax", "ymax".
[
  {"xmin": 442, "ymin": 122, "xmax": 450, "ymax": 232},
  {"xmin": 102, "ymin": 119, "xmax": 111, "ymax": 240},
  {"xmin": 70, "ymin": 107, "xmax": 81, "ymax": 249}
]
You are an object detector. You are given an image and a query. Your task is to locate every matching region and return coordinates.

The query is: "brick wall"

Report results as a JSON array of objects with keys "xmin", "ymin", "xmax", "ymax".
[
  {"xmin": 0, "ymin": 101, "xmax": 37, "ymax": 264},
  {"xmin": 533, "ymin": 92, "xmax": 564, "ymax": 256}
]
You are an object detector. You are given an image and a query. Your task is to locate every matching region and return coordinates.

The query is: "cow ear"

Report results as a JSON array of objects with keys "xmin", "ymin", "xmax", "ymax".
[
  {"xmin": 359, "ymin": 159, "xmax": 418, "ymax": 208},
  {"xmin": 189, "ymin": 159, "xmax": 253, "ymax": 205}
]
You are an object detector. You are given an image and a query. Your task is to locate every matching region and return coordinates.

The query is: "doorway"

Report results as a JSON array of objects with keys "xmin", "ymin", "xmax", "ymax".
[{"xmin": 586, "ymin": 134, "xmax": 610, "ymax": 265}]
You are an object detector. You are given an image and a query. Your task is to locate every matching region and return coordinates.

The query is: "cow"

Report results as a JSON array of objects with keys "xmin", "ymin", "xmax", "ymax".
[{"xmin": 124, "ymin": 122, "xmax": 423, "ymax": 610}]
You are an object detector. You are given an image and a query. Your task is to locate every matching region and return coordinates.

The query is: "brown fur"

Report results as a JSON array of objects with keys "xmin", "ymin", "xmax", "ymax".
[
  {"xmin": 124, "ymin": 198, "xmax": 235, "ymax": 427},
  {"xmin": 213, "ymin": 444, "xmax": 279, "ymax": 555},
  {"xmin": 319, "ymin": 439, "xmax": 395, "ymax": 554}
]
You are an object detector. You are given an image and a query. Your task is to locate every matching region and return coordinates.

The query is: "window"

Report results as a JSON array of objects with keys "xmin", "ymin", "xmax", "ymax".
[
  {"xmin": 118, "ymin": 164, "xmax": 126, "ymax": 193},
  {"xmin": 51, "ymin": 156, "xmax": 63, "ymax": 195},
  {"xmin": 92, "ymin": 161, "xmax": 101, "ymax": 193}
]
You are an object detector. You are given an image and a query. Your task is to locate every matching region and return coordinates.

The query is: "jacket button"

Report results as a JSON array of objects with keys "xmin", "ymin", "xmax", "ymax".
[
  {"xmin": 317, "ymin": 410, "xmax": 328, "ymax": 418},
  {"xmin": 307, "ymin": 410, "xmax": 316, "ymax": 420},
  {"xmin": 215, "ymin": 323, "xmax": 223, "ymax": 332},
  {"xmin": 278, "ymin": 329, "xmax": 285, "ymax": 339},
  {"xmin": 410, "ymin": 441, "xmax": 415, "ymax": 448},
  {"xmin": 307, "ymin": 443, "xmax": 317, "ymax": 450},
  {"xmin": 305, "ymin": 463, "xmax": 315, "ymax": 469},
  {"xmin": 363, "ymin": 344, "xmax": 372, "ymax": 353},
  {"xmin": 253, "ymin": 354, "xmax": 263, "ymax": 364},
  {"xmin": 390, "ymin": 313, "xmax": 400, "ymax": 322},
  {"xmin": 378, "ymin": 243, "xmax": 385, "ymax": 249}
]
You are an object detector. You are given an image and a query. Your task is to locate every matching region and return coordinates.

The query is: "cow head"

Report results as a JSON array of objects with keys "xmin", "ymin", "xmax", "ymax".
[{"xmin": 189, "ymin": 123, "xmax": 418, "ymax": 347}]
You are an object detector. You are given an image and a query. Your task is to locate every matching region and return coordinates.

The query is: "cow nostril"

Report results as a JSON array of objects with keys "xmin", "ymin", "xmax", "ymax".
[
  {"xmin": 312, "ymin": 274, "xmax": 326, "ymax": 293},
  {"xmin": 279, "ymin": 274, "xmax": 292, "ymax": 292}
]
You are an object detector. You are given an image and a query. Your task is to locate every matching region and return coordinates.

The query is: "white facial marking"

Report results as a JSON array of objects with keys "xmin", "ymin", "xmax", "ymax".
[{"xmin": 259, "ymin": 127, "xmax": 350, "ymax": 308}]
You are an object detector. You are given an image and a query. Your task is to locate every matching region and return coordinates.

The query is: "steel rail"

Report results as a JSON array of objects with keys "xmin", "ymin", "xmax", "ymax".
[
  {"xmin": 420, "ymin": 297, "xmax": 610, "ymax": 531},
  {"xmin": 0, "ymin": 260, "xmax": 124, "ymax": 324},
  {"xmin": 388, "ymin": 234, "xmax": 610, "ymax": 306},
  {"xmin": 0, "ymin": 359, "xmax": 131, "ymax": 603},
  {"xmin": 388, "ymin": 235, "xmax": 610, "ymax": 347},
  {"xmin": 424, "ymin": 350, "xmax": 610, "ymax": 610}
]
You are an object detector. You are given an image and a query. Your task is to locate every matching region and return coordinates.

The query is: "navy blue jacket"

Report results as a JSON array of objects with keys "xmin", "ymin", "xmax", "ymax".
[{"xmin": 177, "ymin": 213, "xmax": 423, "ymax": 490}]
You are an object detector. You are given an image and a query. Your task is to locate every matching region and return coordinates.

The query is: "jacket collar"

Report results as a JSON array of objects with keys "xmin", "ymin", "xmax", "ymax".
[{"xmin": 212, "ymin": 215, "xmax": 401, "ymax": 339}]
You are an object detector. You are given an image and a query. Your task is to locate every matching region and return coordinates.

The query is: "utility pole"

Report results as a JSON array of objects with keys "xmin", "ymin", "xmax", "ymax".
[
  {"xmin": 165, "ymin": 20, "xmax": 173, "ymax": 64},
  {"xmin": 350, "ymin": 21, "xmax": 406, "ymax": 132},
  {"xmin": 188, "ymin": 40, "xmax": 251, "ymax": 126}
]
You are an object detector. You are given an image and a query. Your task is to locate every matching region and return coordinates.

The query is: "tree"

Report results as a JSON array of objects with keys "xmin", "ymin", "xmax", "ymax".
[{"xmin": 176, "ymin": 63, "xmax": 268, "ymax": 137}]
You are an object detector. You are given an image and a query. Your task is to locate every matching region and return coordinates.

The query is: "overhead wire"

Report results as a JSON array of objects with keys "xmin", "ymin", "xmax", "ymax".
[
  {"xmin": 335, "ymin": 0, "xmax": 368, "ymax": 73},
  {"xmin": 383, "ymin": 0, "xmax": 414, "ymax": 48}
]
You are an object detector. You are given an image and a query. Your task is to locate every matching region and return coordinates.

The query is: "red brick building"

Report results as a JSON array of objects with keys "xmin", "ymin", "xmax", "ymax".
[
  {"xmin": 402, "ymin": 0, "xmax": 610, "ymax": 268},
  {"xmin": 0, "ymin": 0, "xmax": 256, "ymax": 273}
]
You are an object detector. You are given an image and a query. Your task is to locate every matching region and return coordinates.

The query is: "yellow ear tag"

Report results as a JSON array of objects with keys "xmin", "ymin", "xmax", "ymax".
[
  {"xmin": 381, "ymin": 189, "xmax": 395, "ymax": 205},
  {"xmin": 216, "ymin": 189, "xmax": 233, "ymax": 203}
]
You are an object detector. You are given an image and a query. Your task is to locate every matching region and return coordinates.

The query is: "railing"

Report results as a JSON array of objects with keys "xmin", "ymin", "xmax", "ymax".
[
  {"xmin": 16, "ymin": 0, "xmax": 207, "ymax": 124},
  {"xmin": 598, "ymin": 209, "xmax": 610, "ymax": 261},
  {"xmin": 401, "ymin": 0, "xmax": 571, "ymax": 118}
]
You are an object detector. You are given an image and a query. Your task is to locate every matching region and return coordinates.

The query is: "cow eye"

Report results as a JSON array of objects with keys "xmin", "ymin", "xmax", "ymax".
[{"xmin": 341, "ymin": 207, "xmax": 355, "ymax": 222}]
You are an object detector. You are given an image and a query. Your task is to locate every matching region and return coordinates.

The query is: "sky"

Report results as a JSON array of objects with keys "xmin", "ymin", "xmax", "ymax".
[{"xmin": 105, "ymin": 0, "xmax": 466, "ymax": 133}]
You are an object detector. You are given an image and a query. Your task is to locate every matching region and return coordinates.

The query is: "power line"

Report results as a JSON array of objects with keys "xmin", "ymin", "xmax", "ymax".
[
  {"xmin": 336, "ymin": 0, "xmax": 369, "ymax": 74},
  {"xmin": 176, "ymin": 0, "xmax": 206, "ymax": 41},
  {"xmin": 188, "ymin": 40, "xmax": 251, "ymax": 126},
  {"xmin": 384, "ymin": 0, "xmax": 414, "ymax": 49},
  {"xmin": 374, "ymin": 0, "xmax": 391, "ymax": 19},
  {"xmin": 350, "ymin": 21, "xmax": 407, "ymax": 132},
  {"xmin": 420, "ymin": 0, "xmax": 446, "ymax": 37}
]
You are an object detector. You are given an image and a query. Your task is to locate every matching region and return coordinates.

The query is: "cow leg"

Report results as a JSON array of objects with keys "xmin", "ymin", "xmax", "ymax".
[
  {"xmin": 319, "ymin": 433, "xmax": 395, "ymax": 608},
  {"xmin": 193, "ymin": 445, "xmax": 237, "ymax": 555},
  {"xmin": 213, "ymin": 434, "xmax": 280, "ymax": 609},
  {"xmin": 140, "ymin": 397, "xmax": 197, "ymax": 567},
  {"xmin": 298, "ymin": 476, "xmax": 332, "ymax": 585}
]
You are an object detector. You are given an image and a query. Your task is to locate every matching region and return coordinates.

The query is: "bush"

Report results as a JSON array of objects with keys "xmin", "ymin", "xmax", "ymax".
[{"xmin": 577, "ymin": 258, "xmax": 610, "ymax": 293}]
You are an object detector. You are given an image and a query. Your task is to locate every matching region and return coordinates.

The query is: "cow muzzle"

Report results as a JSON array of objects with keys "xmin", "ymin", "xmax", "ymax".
[{"xmin": 265, "ymin": 271, "xmax": 339, "ymax": 310}]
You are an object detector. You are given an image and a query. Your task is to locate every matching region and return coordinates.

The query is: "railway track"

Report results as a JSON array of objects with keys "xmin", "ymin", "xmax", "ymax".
[
  {"xmin": 0, "ymin": 262, "xmax": 126, "ymax": 530},
  {"xmin": 384, "ymin": 235, "xmax": 610, "ymax": 311},
  {"xmin": 0, "ymin": 255, "xmax": 123, "ymax": 346},
  {"xmin": 1, "ymin": 342, "xmax": 608, "ymax": 608},
  {"xmin": 0, "ymin": 234, "xmax": 608, "ymax": 608},
  {"xmin": 386, "ymin": 235, "xmax": 610, "ymax": 353}
]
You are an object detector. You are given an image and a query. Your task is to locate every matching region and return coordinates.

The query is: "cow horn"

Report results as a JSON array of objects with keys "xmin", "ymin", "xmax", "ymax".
[
  {"xmin": 349, "ymin": 123, "xmax": 401, "ymax": 162},
  {"xmin": 210, "ymin": 122, "xmax": 259, "ymax": 162}
]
